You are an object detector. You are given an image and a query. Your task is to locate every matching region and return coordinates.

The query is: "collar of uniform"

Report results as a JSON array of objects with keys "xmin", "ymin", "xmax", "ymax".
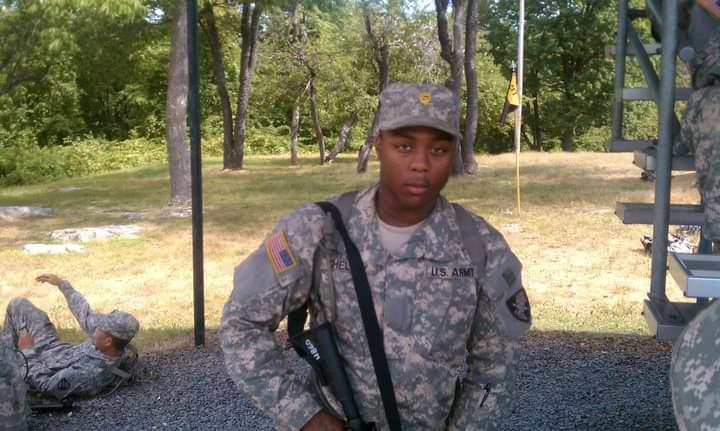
[
  {"xmin": 395, "ymin": 196, "xmax": 463, "ymax": 262},
  {"xmin": 82, "ymin": 340, "xmax": 117, "ymax": 361},
  {"xmin": 348, "ymin": 183, "xmax": 463, "ymax": 263}
]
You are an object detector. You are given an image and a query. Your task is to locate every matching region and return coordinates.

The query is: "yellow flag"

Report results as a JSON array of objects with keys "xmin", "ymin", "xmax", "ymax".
[{"xmin": 500, "ymin": 71, "xmax": 520, "ymax": 123}]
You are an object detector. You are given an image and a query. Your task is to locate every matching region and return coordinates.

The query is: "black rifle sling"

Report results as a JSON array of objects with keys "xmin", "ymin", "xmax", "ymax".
[{"xmin": 315, "ymin": 201, "xmax": 403, "ymax": 431}]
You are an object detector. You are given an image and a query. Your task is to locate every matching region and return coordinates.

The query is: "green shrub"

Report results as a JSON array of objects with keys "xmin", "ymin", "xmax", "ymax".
[{"xmin": 0, "ymin": 137, "xmax": 166, "ymax": 186}]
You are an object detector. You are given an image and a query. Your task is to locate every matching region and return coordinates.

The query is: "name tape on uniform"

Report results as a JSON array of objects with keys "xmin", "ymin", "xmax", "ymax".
[{"xmin": 427, "ymin": 265, "xmax": 476, "ymax": 279}]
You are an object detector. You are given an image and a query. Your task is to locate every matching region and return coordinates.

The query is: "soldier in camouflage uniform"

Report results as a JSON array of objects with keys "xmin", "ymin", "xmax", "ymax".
[
  {"xmin": 2, "ymin": 274, "xmax": 139, "ymax": 400},
  {"xmin": 679, "ymin": 11, "xmax": 720, "ymax": 241},
  {"xmin": 0, "ymin": 334, "xmax": 27, "ymax": 431},
  {"xmin": 671, "ymin": 299, "xmax": 720, "ymax": 431},
  {"xmin": 220, "ymin": 83, "xmax": 531, "ymax": 430}
]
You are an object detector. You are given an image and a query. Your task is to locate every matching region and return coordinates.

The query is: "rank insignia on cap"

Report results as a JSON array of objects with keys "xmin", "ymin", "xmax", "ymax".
[
  {"xmin": 418, "ymin": 91, "xmax": 432, "ymax": 105},
  {"xmin": 506, "ymin": 288, "xmax": 531, "ymax": 323},
  {"xmin": 265, "ymin": 231, "xmax": 297, "ymax": 274}
]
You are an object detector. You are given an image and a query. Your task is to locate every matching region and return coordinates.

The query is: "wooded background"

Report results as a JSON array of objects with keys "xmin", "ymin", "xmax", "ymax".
[{"xmin": 0, "ymin": 0, "xmax": 664, "ymax": 194}]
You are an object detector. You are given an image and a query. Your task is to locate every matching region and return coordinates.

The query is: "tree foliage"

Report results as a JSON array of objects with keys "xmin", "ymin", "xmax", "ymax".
[
  {"xmin": 484, "ymin": 0, "xmax": 617, "ymax": 151},
  {"xmin": 0, "ymin": 0, "xmax": 654, "ymax": 185}
]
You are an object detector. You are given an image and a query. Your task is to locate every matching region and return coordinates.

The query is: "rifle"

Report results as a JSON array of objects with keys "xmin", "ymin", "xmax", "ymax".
[{"xmin": 290, "ymin": 322, "xmax": 376, "ymax": 431}]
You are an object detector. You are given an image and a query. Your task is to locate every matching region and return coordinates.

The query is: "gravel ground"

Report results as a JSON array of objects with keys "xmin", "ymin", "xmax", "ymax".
[{"xmin": 28, "ymin": 332, "xmax": 678, "ymax": 431}]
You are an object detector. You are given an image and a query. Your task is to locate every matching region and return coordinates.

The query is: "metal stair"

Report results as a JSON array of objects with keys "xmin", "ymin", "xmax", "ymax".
[
  {"xmin": 668, "ymin": 253, "xmax": 720, "ymax": 298},
  {"xmin": 610, "ymin": 0, "xmax": 716, "ymax": 341},
  {"xmin": 632, "ymin": 147, "xmax": 694, "ymax": 171},
  {"xmin": 606, "ymin": 139, "xmax": 655, "ymax": 153},
  {"xmin": 615, "ymin": 202, "xmax": 703, "ymax": 225}
]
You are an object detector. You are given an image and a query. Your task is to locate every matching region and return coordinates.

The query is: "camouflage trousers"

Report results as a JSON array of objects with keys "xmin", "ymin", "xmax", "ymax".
[
  {"xmin": 671, "ymin": 300, "xmax": 720, "ymax": 431},
  {"xmin": 679, "ymin": 86, "xmax": 720, "ymax": 240},
  {"xmin": 4, "ymin": 298, "xmax": 67, "ymax": 354},
  {"xmin": 0, "ymin": 333, "xmax": 27, "ymax": 431}
]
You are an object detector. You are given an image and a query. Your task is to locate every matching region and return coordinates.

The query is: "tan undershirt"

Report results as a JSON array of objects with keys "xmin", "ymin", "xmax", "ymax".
[{"xmin": 377, "ymin": 216, "xmax": 424, "ymax": 254}]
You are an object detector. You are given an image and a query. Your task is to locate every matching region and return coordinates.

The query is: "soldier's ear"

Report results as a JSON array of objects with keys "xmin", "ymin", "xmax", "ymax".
[
  {"xmin": 373, "ymin": 134, "xmax": 383, "ymax": 153},
  {"xmin": 102, "ymin": 333, "xmax": 114, "ymax": 349}
]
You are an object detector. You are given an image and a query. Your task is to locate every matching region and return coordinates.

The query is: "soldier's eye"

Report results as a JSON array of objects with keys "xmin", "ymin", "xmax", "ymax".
[{"xmin": 396, "ymin": 143, "xmax": 412, "ymax": 152}]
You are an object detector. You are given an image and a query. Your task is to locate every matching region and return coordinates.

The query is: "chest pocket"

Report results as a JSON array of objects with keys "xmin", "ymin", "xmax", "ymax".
[{"xmin": 384, "ymin": 260, "xmax": 477, "ymax": 366}]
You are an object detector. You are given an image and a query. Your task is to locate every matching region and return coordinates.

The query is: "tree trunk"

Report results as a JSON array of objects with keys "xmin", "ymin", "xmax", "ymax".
[
  {"xmin": 200, "ymin": 3, "xmax": 234, "ymax": 169},
  {"xmin": 462, "ymin": 0, "xmax": 478, "ymax": 175},
  {"xmin": 561, "ymin": 129, "xmax": 575, "ymax": 152},
  {"xmin": 229, "ymin": 1, "xmax": 262, "ymax": 170},
  {"xmin": 165, "ymin": 0, "xmax": 191, "ymax": 206},
  {"xmin": 357, "ymin": 8, "xmax": 390, "ymax": 173},
  {"xmin": 435, "ymin": 0, "xmax": 466, "ymax": 176},
  {"xmin": 326, "ymin": 112, "xmax": 358, "ymax": 163},
  {"xmin": 531, "ymin": 93, "xmax": 542, "ymax": 151},
  {"xmin": 307, "ymin": 75, "xmax": 325, "ymax": 164},
  {"xmin": 290, "ymin": 97, "xmax": 301, "ymax": 166}
]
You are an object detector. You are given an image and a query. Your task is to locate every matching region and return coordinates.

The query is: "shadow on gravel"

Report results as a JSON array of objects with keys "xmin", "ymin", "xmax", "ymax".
[
  {"xmin": 28, "ymin": 330, "xmax": 678, "ymax": 431},
  {"xmin": 507, "ymin": 330, "xmax": 677, "ymax": 431}
]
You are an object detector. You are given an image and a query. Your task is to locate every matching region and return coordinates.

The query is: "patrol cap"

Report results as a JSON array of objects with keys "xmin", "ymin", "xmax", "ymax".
[
  {"xmin": 377, "ymin": 83, "xmax": 460, "ymax": 138},
  {"xmin": 97, "ymin": 310, "xmax": 139, "ymax": 341}
]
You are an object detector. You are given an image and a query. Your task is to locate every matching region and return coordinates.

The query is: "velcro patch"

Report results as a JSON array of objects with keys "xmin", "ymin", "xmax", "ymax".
[
  {"xmin": 502, "ymin": 269, "xmax": 517, "ymax": 287},
  {"xmin": 506, "ymin": 288, "xmax": 531, "ymax": 323},
  {"xmin": 265, "ymin": 231, "xmax": 298, "ymax": 275}
]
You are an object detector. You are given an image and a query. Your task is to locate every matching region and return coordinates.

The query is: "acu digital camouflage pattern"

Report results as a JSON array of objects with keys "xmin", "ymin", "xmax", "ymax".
[
  {"xmin": 220, "ymin": 184, "xmax": 530, "ymax": 430},
  {"xmin": 679, "ymin": 30, "xmax": 720, "ymax": 239},
  {"xmin": 0, "ymin": 334, "xmax": 26, "ymax": 431},
  {"xmin": 378, "ymin": 84, "xmax": 461, "ymax": 138},
  {"xmin": 671, "ymin": 299, "xmax": 720, "ymax": 431},
  {"xmin": 3, "ymin": 281, "xmax": 135, "ymax": 400}
]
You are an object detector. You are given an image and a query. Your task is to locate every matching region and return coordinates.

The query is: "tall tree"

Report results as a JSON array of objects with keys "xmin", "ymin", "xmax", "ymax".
[
  {"xmin": 200, "ymin": 2, "xmax": 235, "ymax": 169},
  {"xmin": 485, "ymin": 0, "xmax": 615, "ymax": 151},
  {"xmin": 434, "ymin": 0, "xmax": 466, "ymax": 175},
  {"xmin": 165, "ymin": 0, "xmax": 191, "ymax": 205},
  {"xmin": 229, "ymin": 0, "xmax": 263, "ymax": 170},
  {"xmin": 356, "ymin": 1, "xmax": 391, "ymax": 173},
  {"xmin": 462, "ymin": 0, "xmax": 479, "ymax": 174}
]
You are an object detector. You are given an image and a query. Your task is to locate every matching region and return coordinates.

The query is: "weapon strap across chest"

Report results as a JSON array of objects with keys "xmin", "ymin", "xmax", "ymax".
[
  {"xmin": 314, "ymin": 201, "xmax": 402, "ymax": 431},
  {"xmin": 288, "ymin": 194, "xmax": 486, "ymax": 430}
]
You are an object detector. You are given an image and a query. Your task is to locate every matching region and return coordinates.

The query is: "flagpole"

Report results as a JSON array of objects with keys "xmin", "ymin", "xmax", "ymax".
[{"xmin": 514, "ymin": 0, "xmax": 525, "ymax": 217}]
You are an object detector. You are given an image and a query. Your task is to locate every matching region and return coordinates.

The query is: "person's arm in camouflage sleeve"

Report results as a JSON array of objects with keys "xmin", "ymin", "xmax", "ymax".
[
  {"xmin": 22, "ymin": 351, "xmax": 107, "ymax": 400},
  {"xmin": 447, "ymin": 249, "xmax": 531, "ymax": 431},
  {"xmin": 219, "ymin": 205, "xmax": 330, "ymax": 431},
  {"xmin": 36, "ymin": 274, "xmax": 97, "ymax": 337}
]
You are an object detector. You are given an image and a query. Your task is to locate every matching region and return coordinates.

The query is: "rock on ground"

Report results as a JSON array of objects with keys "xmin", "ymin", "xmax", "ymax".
[
  {"xmin": 0, "ymin": 207, "xmax": 53, "ymax": 220},
  {"xmin": 27, "ymin": 333, "xmax": 678, "ymax": 431},
  {"xmin": 23, "ymin": 244, "xmax": 85, "ymax": 255},
  {"xmin": 49, "ymin": 225, "xmax": 143, "ymax": 243}
]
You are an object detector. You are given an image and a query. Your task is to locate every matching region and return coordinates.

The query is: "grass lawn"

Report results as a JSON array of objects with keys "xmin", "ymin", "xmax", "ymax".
[{"xmin": 0, "ymin": 152, "xmax": 700, "ymax": 351}]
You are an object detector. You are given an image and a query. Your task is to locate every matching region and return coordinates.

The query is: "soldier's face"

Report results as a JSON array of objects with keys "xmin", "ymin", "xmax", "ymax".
[{"xmin": 375, "ymin": 126, "xmax": 454, "ymax": 225}]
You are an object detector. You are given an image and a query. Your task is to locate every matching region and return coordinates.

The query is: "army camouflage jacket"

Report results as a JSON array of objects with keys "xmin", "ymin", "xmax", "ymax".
[
  {"xmin": 21, "ymin": 282, "xmax": 121, "ymax": 399},
  {"xmin": 0, "ymin": 334, "xmax": 27, "ymax": 430},
  {"xmin": 220, "ymin": 184, "xmax": 530, "ymax": 430}
]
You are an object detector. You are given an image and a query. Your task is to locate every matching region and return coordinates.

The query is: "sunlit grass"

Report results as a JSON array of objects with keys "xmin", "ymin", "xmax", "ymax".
[{"xmin": 0, "ymin": 152, "xmax": 701, "ymax": 350}]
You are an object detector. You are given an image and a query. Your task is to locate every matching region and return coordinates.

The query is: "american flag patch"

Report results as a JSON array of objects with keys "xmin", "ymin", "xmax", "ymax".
[{"xmin": 265, "ymin": 231, "xmax": 297, "ymax": 274}]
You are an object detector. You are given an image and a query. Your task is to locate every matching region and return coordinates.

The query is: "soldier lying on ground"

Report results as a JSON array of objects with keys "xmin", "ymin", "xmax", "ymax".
[
  {"xmin": 220, "ymin": 83, "xmax": 531, "ymax": 430},
  {"xmin": 2, "ymin": 274, "xmax": 139, "ymax": 401}
]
